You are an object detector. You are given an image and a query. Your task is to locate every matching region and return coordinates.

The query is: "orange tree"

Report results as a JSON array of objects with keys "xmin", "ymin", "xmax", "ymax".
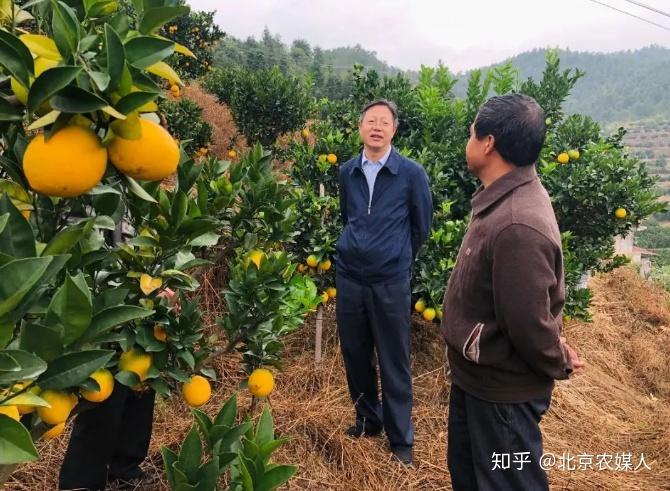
[
  {"xmin": 192, "ymin": 145, "xmax": 319, "ymax": 372},
  {"xmin": 276, "ymin": 123, "xmax": 360, "ymax": 301},
  {"xmin": 203, "ymin": 66, "xmax": 313, "ymax": 146},
  {"xmin": 160, "ymin": 96, "xmax": 213, "ymax": 156},
  {"xmin": 0, "ymin": 0, "xmax": 225, "ymax": 480},
  {"xmin": 158, "ymin": 0, "xmax": 224, "ymax": 81}
]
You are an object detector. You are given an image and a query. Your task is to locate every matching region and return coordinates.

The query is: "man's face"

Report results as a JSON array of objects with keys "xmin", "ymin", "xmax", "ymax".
[
  {"xmin": 465, "ymin": 123, "xmax": 491, "ymax": 176},
  {"xmin": 359, "ymin": 105, "xmax": 397, "ymax": 152}
]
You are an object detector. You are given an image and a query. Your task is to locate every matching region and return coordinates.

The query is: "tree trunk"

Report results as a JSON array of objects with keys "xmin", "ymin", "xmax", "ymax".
[{"xmin": 315, "ymin": 304, "xmax": 323, "ymax": 363}]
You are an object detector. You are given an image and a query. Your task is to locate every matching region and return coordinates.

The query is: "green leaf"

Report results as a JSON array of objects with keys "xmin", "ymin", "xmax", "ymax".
[
  {"xmin": 0, "ymin": 415, "xmax": 38, "ymax": 464},
  {"xmin": 257, "ymin": 464, "xmax": 297, "ymax": 491},
  {"xmin": 214, "ymin": 393, "xmax": 237, "ymax": 428},
  {"xmin": 19, "ymin": 322, "xmax": 63, "ymax": 362},
  {"xmin": 124, "ymin": 176, "xmax": 158, "ymax": 202},
  {"xmin": 0, "ymin": 29, "xmax": 33, "ymax": 88},
  {"xmin": 179, "ymin": 425, "xmax": 202, "ymax": 482},
  {"xmin": 84, "ymin": 0, "xmax": 117, "ymax": 18},
  {"xmin": 238, "ymin": 457, "xmax": 254, "ymax": 491},
  {"xmin": 0, "ymin": 98, "xmax": 23, "ymax": 122},
  {"xmin": 0, "ymin": 351, "xmax": 18, "ymax": 372},
  {"xmin": 189, "ymin": 232, "xmax": 219, "ymax": 247},
  {"xmin": 51, "ymin": 0, "xmax": 81, "ymax": 59},
  {"xmin": 46, "ymin": 272, "xmax": 93, "ymax": 346},
  {"xmin": 81, "ymin": 305, "xmax": 153, "ymax": 343},
  {"xmin": 79, "ymin": 34, "xmax": 99, "ymax": 53},
  {"xmin": 115, "ymin": 370, "xmax": 140, "ymax": 388},
  {"xmin": 217, "ymin": 422, "xmax": 252, "ymax": 453},
  {"xmin": 27, "ymin": 65, "xmax": 82, "ymax": 114},
  {"xmin": 138, "ymin": 6, "xmax": 190, "ymax": 34},
  {"xmin": 93, "ymin": 288, "xmax": 128, "ymax": 312},
  {"xmin": 3, "ymin": 255, "xmax": 70, "ymax": 326},
  {"xmin": 37, "ymin": 350, "xmax": 114, "ymax": 389},
  {"xmin": 88, "ymin": 70, "xmax": 111, "ymax": 92},
  {"xmin": 161, "ymin": 446, "xmax": 178, "ymax": 490},
  {"xmin": 125, "ymin": 36, "xmax": 174, "ymax": 69},
  {"xmin": 104, "ymin": 24, "xmax": 125, "ymax": 91},
  {"xmin": 171, "ymin": 191, "xmax": 188, "ymax": 228},
  {"xmin": 0, "ymin": 350, "xmax": 47, "ymax": 384},
  {"xmin": 194, "ymin": 460, "xmax": 218, "ymax": 491},
  {"xmin": 259, "ymin": 438, "xmax": 288, "ymax": 461},
  {"xmin": 256, "ymin": 406, "xmax": 274, "ymax": 446},
  {"xmin": 115, "ymin": 91, "xmax": 158, "ymax": 114},
  {"xmin": 149, "ymin": 377, "xmax": 169, "ymax": 396},
  {"xmin": 216, "ymin": 451, "xmax": 238, "ymax": 471},
  {"xmin": 191, "ymin": 409, "xmax": 212, "ymax": 445},
  {"xmin": 1, "ymin": 390, "xmax": 49, "ymax": 408},
  {"xmin": 0, "ymin": 195, "xmax": 35, "ymax": 258},
  {"xmin": 0, "ymin": 257, "xmax": 52, "ymax": 318},
  {"xmin": 0, "ymin": 214, "xmax": 8, "ymax": 236},
  {"xmin": 50, "ymin": 86, "xmax": 108, "ymax": 113},
  {"xmin": 42, "ymin": 222, "xmax": 91, "ymax": 256}
]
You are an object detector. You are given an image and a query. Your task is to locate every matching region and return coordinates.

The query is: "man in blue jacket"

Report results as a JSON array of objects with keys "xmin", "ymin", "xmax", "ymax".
[{"xmin": 336, "ymin": 99, "xmax": 433, "ymax": 466}]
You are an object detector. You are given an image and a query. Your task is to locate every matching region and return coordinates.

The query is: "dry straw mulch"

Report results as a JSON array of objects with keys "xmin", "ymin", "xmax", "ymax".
[{"xmin": 7, "ymin": 266, "xmax": 670, "ymax": 490}]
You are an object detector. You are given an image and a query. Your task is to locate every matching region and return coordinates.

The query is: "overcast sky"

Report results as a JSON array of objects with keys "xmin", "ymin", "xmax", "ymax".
[{"xmin": 189, "ymin": 0, "xmax": 670, "ymax": 72}]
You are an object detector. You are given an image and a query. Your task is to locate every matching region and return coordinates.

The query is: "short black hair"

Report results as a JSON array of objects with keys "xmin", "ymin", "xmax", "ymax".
[
  {"xmin": 473, "ymin": 94, "xmax": 546, "ymax": 166},
  {"xmin": 359, "ymin": 99, "xmax": 399, "ymax": 128}
]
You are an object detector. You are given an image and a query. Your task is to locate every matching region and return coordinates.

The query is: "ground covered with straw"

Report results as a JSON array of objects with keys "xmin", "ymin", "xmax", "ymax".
[{"xmin": 6, "ymin": 267, "xmax": 670, "ymax": 490}]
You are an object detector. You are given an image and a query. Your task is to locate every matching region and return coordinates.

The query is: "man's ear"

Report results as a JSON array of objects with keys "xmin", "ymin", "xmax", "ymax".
[{"xmin": 484, "ymin": 135, "xmax": 496, "ymax": 155}]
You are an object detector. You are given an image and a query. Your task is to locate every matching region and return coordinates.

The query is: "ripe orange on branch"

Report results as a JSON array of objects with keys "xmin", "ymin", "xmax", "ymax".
[
  {"xmin": 23, "ymin": 125, "xmax": 107, "ymax": 197},
  {"xmin": 108, "ymin": 119, "xmax": 180, "ymax": 181}
]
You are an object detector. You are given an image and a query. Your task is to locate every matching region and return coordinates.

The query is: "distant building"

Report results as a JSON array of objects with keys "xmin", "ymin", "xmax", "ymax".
[{"xmin": 614, "ymin": 230, "xmax": 658, "ymax": 278}]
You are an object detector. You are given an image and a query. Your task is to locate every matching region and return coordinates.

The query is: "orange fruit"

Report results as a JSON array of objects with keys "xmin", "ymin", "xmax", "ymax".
[
  {"xmin": 23, "ymin": 126, "xmax": 107, "ymax": 197},
  {"xmin": 182, "ymin": 375, "xmax": 212, "ymax": 407},
  {"xmin": 248, "ymin": 368, "xmax": 274, "ymax": 397},
  {"xmin": 108, "ymin": 119, "xmax": 180, "ymax": 181}
]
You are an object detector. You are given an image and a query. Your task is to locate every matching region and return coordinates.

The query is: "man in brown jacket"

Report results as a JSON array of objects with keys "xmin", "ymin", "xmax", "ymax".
[{"xmin": 442, "ymin": 93, "xmax": 583, "ymax": 490}]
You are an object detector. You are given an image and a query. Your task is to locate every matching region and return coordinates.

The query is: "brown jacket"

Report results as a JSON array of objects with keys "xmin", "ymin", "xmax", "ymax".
[{"xmin": 441, "ymin": 164, "xmax": 572, "ymax": 403}]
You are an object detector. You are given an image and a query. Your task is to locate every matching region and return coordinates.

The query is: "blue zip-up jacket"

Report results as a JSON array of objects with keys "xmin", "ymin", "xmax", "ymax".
[{"xmin": 336, "ymin": 147, "xmax": 433, "ymax": 285}]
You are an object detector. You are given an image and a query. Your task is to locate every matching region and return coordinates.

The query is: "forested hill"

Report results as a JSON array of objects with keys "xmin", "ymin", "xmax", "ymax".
[
  {"xmin": 452, "ymin": 45, "xmax": 670, "ymax": 125},
  {"xmin": 212, "ymin": 28, "xmax": 670, "ymax": 125}
]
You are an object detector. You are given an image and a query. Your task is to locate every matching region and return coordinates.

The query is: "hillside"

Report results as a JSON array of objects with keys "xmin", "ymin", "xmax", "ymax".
[
  {"xmin": 452, "ymin": 46, "xmax": 670, "ymax": 125},
  {"xmin": 7, "ymin": 266, "xmax": 670, "ymax": 490},
  {"xmin": 624, "ymin": 119, "xmax": 670, "ymax": 211}
]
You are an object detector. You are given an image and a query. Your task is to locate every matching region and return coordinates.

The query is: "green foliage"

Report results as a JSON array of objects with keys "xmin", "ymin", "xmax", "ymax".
[
  {"xmin": 203, "ymin": 67, "xmax": 313, "ymax": 146},
  {"xmin": 159, "ymin": 2, "xmax": 224, "ymax": 80},
  {"xmin": 231, "ymin": 405, "xmax": 296, "ymax": 491},
  {"xmin": 636, "ymin": 220, "xmax": 670, "ymax": 249},
  {"xmin": 227, "ymin": 145, "xmax": 297, "ymax": 249},
  {"xmin": 162, "ymin": 394, "xmax": 295, "ymax": 491},
  {"xmin": 213, "ymin": 28, "xmax": 407, "ymax": 100},
  {"xmin": 413, "ymin": 202, "xmax": 467, "ymax": 310},
  {"xmin": 453, "ymin": 46, "xmax": 670, "ymax": 125},
  {"xmin": 540, "ymin": 121, "xmax": 666, "ymax": 277},
  {"xmin": 220, "ymin": 251, "xmax": 319, "ymax": 372},
  {"xmin": 160, "ymin": 97, "xmax": 212, "ymax": 155}
]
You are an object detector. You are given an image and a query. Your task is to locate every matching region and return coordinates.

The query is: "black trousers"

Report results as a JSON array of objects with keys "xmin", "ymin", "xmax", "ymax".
[
  {"xmin": 335, "ymin": 273, "xmax": 413, "ymax": 449},
  {"xmin": 448, "ymin": 383, "xmax": 551, "ymax": 491},
  {"xmin": 59, "ymin": 383, "xmax": 155, "ymax": 490}
]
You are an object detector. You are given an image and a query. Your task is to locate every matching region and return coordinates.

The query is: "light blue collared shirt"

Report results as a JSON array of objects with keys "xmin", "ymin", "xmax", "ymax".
[{"xmin": 361, "ymin": 146, "xmax": 392, "ymax": 206}]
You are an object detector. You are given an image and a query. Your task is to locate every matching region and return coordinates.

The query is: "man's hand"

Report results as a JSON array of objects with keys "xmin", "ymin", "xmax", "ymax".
[{"xmin": 560, "ymin": 336, "xmax": 584, "ymax": 375}]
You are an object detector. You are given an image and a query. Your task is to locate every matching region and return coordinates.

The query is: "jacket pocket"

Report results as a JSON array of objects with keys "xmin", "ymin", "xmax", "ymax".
[{"xmin": 462, "ymin": 322, "xmax": 484, "ymax": 364}]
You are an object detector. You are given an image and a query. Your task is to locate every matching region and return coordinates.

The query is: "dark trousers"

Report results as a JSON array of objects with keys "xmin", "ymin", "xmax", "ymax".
[
  {"xmin": 447, "ymin": 383, "xmax": 551, "ymax": 491},
  {"xmin": 335, "ymin": 273, "xmax": 413, "ymax": 448},
  {"xmin": 59, "ymin": 383, "xmax": 155, "ymax": 490}
]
